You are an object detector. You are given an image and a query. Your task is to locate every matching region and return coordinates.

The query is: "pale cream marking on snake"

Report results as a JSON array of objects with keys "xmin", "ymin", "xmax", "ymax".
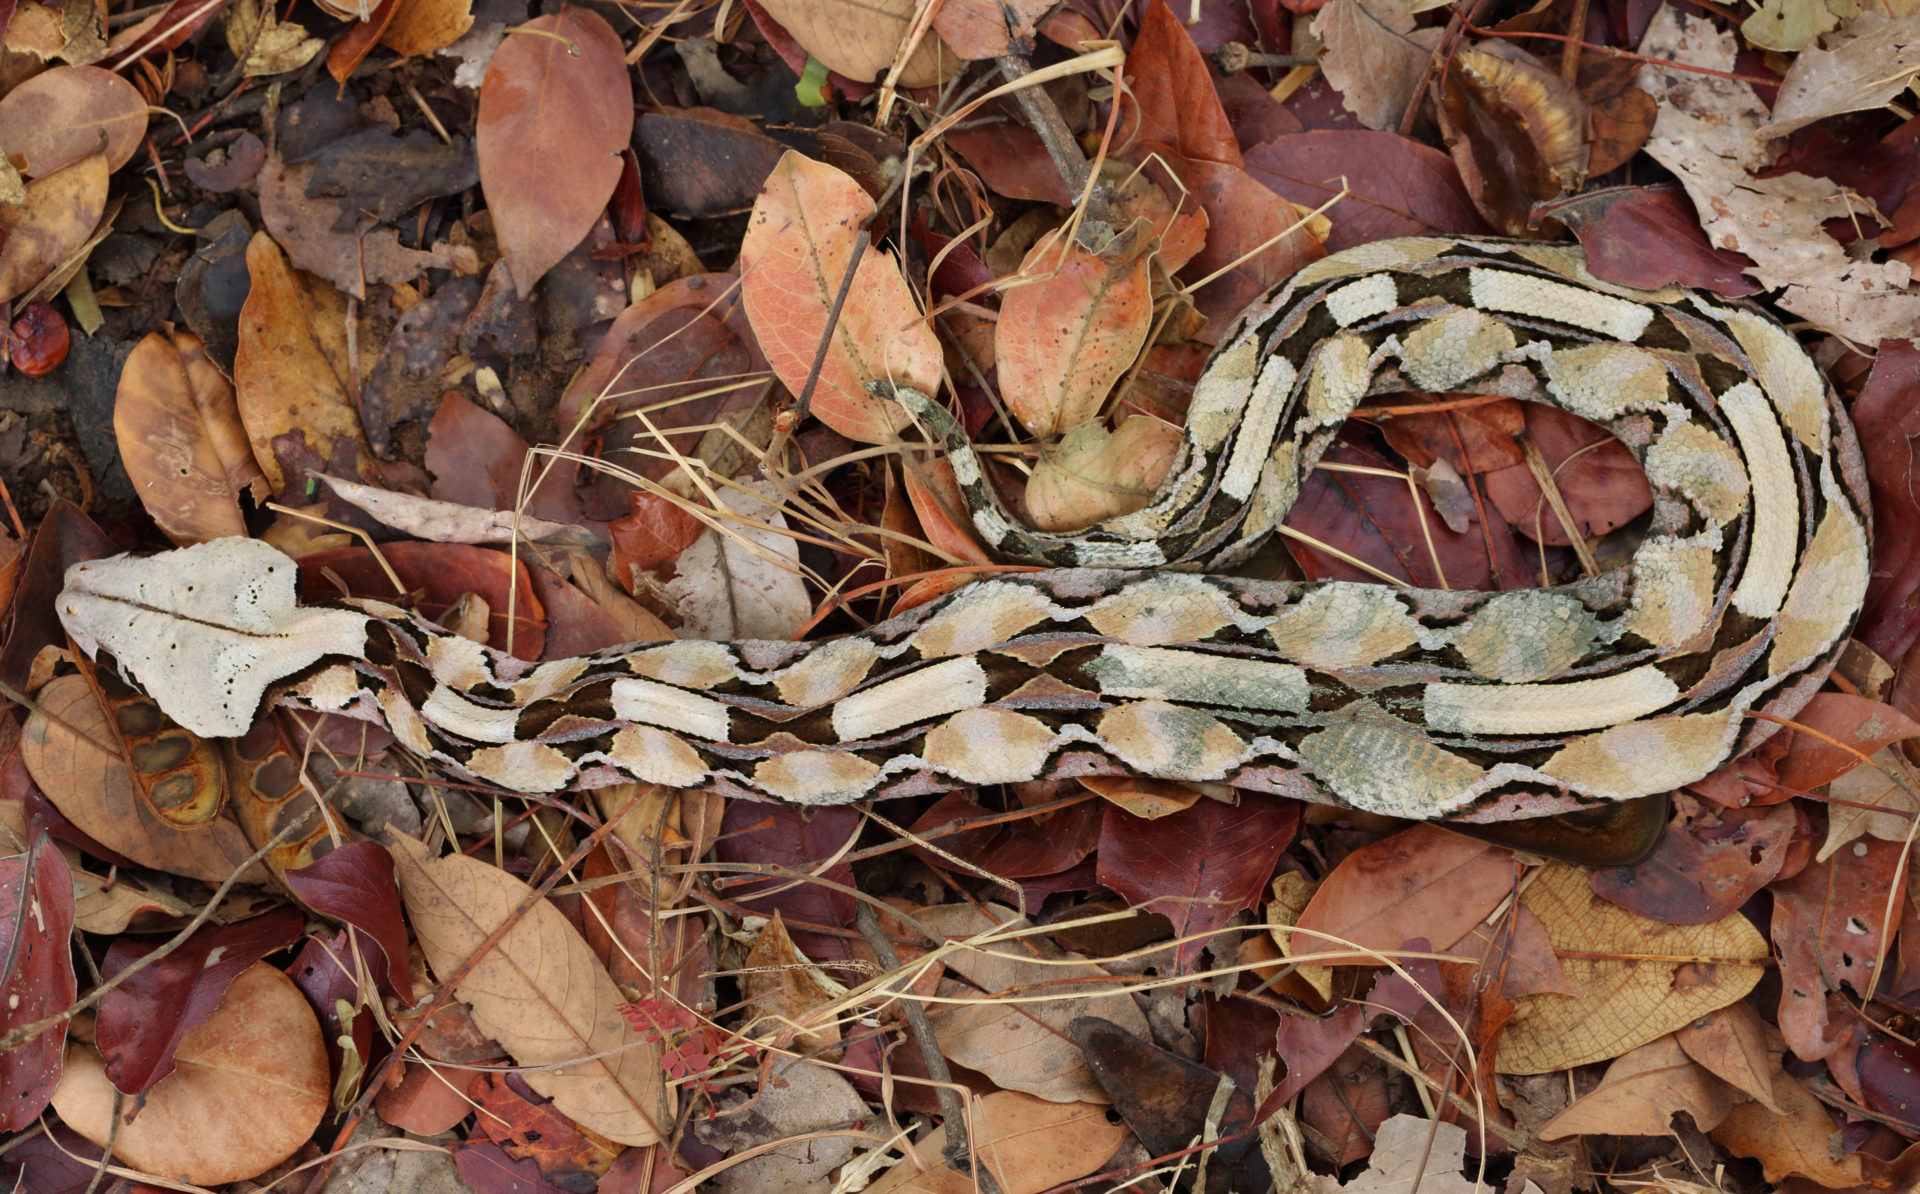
[
  {"xmin": 1324, "ymin": 274, "xmax": 1399, "ymax": 326},
  {"xmin": 831, "ymin": 656, "xmax": 989, "ymax": 741},
  {"xmin": 1467, "ymin": 268, "xmax": 1654, "ymax": 339},
  {"xmin": 1719, "ymin": 381, "xmax": 1799, "ymax": 618},
  {"xmin": 1221, "ymin": 355, "xmax": 1298, "ymax": 501},
  {"xmin": 608, "ymin": 677, "xmax": 732, "ymax": 740},
  {"xmin": 1424, "ymin": 666, "xmax": 1680, "ymax": 735},
  {"xmin": 1084, "ymin": 645, "xmax": 1311, "ymax": 711}
]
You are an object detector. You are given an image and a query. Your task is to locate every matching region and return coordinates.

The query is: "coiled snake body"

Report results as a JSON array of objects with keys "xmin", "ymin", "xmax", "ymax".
[{"xmin": 59, "ymin": 237, "xmax": 1871, "ymax": 825}]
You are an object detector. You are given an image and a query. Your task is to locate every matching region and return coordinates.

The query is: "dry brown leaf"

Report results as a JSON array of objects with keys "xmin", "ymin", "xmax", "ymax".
[
  {"xmin": 741, "ymin": 911, "xmax": 846, "ymax": 1056},
  {"xmin": 913, "ymin": 902, "xmax": 1149, "ymax": 1103},
  {"xmin": 1498, "ymin": 864, "xmax": 1769, "ymax": 1074},
  {"xmin": 233, "ymin": 232, "xmax": 378, "ymax": 494},
  {"xmin": 115, "ymin": 331, "xmax": 254, "ymax": 545},
  {"xmin": 380, "ymin": 0, "xmax": 474, "ymax": 55},
  {"xmin": 1025, "ymin": 415, "xmax": 1182, "ymax": 532},
  {"xmin": 476, "ymin": 6, "xmax": 631, "ymax": 297},
  {"xmin": 740, "ymin": 151, "xmax": 941, "ymax": 444},
  {"xmin": 753, "ymin": 0, "xmax": 955, "ymax": 86},
  {"xmin": 660, "ymin": 482, "xmax": 811, "ymax": 640},
  {"xmin": 865, "ymin": 1089, "xmax": 1130, "ymax": 1194},
  {"xmin": 1293, "ymin": 823, "xmax": 1517, "ymax": 969},
  {"xmin": 390, "ymin": 835, "xmax": 673, "ymax": 1144},
  {"xmin": 1637, "ymin": 8, "xmax": 1920, "ymax": 342},
  {"xmin": 52, "ymin": 963, "xmax": 329, "ymax": 1185},
  {"xmin": 1762, "ymin": 11, "xmax": 1920, "ymax": 133},
  {"xmin": 996, "ymin": 220, "xmax": 1156, "ymax": 439},
  {"xmin": 1711, "ymin": 1067, "xmax": 1866, "ymax": 1187},
  {"xmin": 0, "ymin": 152, "xmax": 108, "ymax": 303},
  {"xmin": 21, "ymin": 676, "xmax": 264, "ymax": 884},
  {"xmin": 1537, "ymin": 1034, "xmax": 1743, "ymax": 1139},
  {"xmin": 1301, "ymin": 1113, "xmax": 1546, "ymax": 1194},
  {"xmin": 1312, "ymin": 0, "xmax": 1442, "ymax": 132},
  {"xmin": 1675, "ymin": 1001, "xmax": 1785, "ymax": 1112},
  {"xmin": 1819, "ymin": 747, "xmax": 1920, "ymax": 860},
  {"xmin": 0, "ymin": 65, "xmax": 147, "ymax": 176}
]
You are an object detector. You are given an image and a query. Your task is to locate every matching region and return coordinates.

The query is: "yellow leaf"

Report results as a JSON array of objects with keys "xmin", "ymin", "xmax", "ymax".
[
  {"xmin": 390, "ymin": 835, "xmax": 674, "ymax": 1144},
  {"xmin": 1498, "ymin": 864, "xmax": 1768, "ymax": 1073}
]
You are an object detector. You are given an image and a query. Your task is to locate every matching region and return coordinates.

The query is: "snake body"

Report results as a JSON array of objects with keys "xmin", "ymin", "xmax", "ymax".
[{"xmin": 59, "ymin": 237, "xmax": 1871, "ymax": 824}]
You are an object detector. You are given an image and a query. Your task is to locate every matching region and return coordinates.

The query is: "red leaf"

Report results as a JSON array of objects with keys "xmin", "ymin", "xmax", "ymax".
[
  {"xmin": 1118, "ymin": 1, "xmax": 1243, "ymax": 168},
  {"xmin": 95, "ymin": 904, "xmax": 302, "ymax": 1094},
  {"xmin": 1283, "ymin": 432, "xmax": 1537, "ymax": 591},
  {"xmin": 1853, "ymin": 341, "xmax": 1920, "ymax": 663},
  {"xmin": 1242, "ymin": 131, "xmax": 1488, "ymax": 250},
  {"xmin": 1771, "ymin": 838, "xmax": 1907, "ymax": 1061},
  {"xmin": 1773, "ymin": 693, "xmax": 1920, "ymax": 792},
  {"xmin": 1555, "ymin": 184, "xmax": 1761, "ymax": 296},
  {"xmin": 476, "ymin": 5, "xmax": 632, "ymax": 296},
  {"xmin": 1588, "ymin": 794, "xmax": 1798, "ymax": 925},
  {"xmin": 285, "ymin": 841, "xmax": 413, "ymax": 1003},
  {"xmin": 297, "ymin": 541, "xmax": 548, "ymax": 661},
  {"xmin": 0, "ymin": 831, "xmax": 75, "ymax": 1131},
  {"xmin": 1096, "ymin": 792, "xmax": 1299, "ymax": 971},
  {"xmin": 1481, "ymin": 404, "xmax": 1652, "ymax": 546},
  {"xmin": 1293, "ymin": 823, "xmax": 1517, "ymax": 968}
]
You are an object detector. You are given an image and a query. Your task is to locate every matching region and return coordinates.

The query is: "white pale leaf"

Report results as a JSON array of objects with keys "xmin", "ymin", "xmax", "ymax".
[{"xmin": 56, "ymin": 537, "xmax": 368, "ymax": 738}]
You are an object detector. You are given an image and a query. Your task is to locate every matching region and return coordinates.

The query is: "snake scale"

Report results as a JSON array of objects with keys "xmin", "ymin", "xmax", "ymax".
[{"xmin": 57, "ymin": 237, "xmax": 1871, "ymax": 826}]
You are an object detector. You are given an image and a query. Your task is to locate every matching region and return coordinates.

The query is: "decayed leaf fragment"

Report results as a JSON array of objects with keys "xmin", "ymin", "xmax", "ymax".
[
  {"xmin": 740, "ymin": 151, "xmax": 941, "ymax": 443},
  {"xmin": 1498, "ymin": 864, "xmax": 1769, "ymax": 1073},
  {"xmin": 1637, "ymin": 7, "xmax": 1920, "ymax": 341},
  {"xmin": 116, "ymin": 331, "xmax": 266, "ymax": 545},
  {"xmin": 389, "ymin": 836, "xmax": 673, "ymax": 1145},
  {"xmin": 224, "ymin": 0, "xmax": 324, "ymax": 76}
]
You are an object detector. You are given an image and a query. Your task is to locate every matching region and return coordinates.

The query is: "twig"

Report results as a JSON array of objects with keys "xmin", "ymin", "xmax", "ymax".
[{"xmin": 854, "ymin": 902, "xmax": 1006, "ymax": 1194}]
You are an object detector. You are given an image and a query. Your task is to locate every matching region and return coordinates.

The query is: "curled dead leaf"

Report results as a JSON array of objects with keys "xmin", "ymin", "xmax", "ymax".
[{"xmin": 1025, "ymin": 415, "xmax": 1182, "ymax": 532}]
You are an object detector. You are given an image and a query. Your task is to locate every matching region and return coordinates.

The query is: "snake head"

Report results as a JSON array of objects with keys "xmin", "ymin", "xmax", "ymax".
[{"xmin": 57, "ymin": 538, "xmax": 371, "ymax": 738}]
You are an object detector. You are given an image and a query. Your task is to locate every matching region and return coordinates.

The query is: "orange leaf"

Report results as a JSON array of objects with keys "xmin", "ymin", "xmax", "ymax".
[
  {"xmin": 477, "ymin": 5, "xmax": 632, "ymax": 297},
  {"xmin": 741, "ymin": 151, "xmax": 941, "ymax": 443},
  {"xmin": 115, "ymin": 331, "xmax": 260, "ymax": 545},
  {"xmin": 1293, "ymin": 823, "xmax": 1517, "ymax": 968},
  {"xmin": 997, "ymin": 221, "xmax": 1156, "ymax": 439}
]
